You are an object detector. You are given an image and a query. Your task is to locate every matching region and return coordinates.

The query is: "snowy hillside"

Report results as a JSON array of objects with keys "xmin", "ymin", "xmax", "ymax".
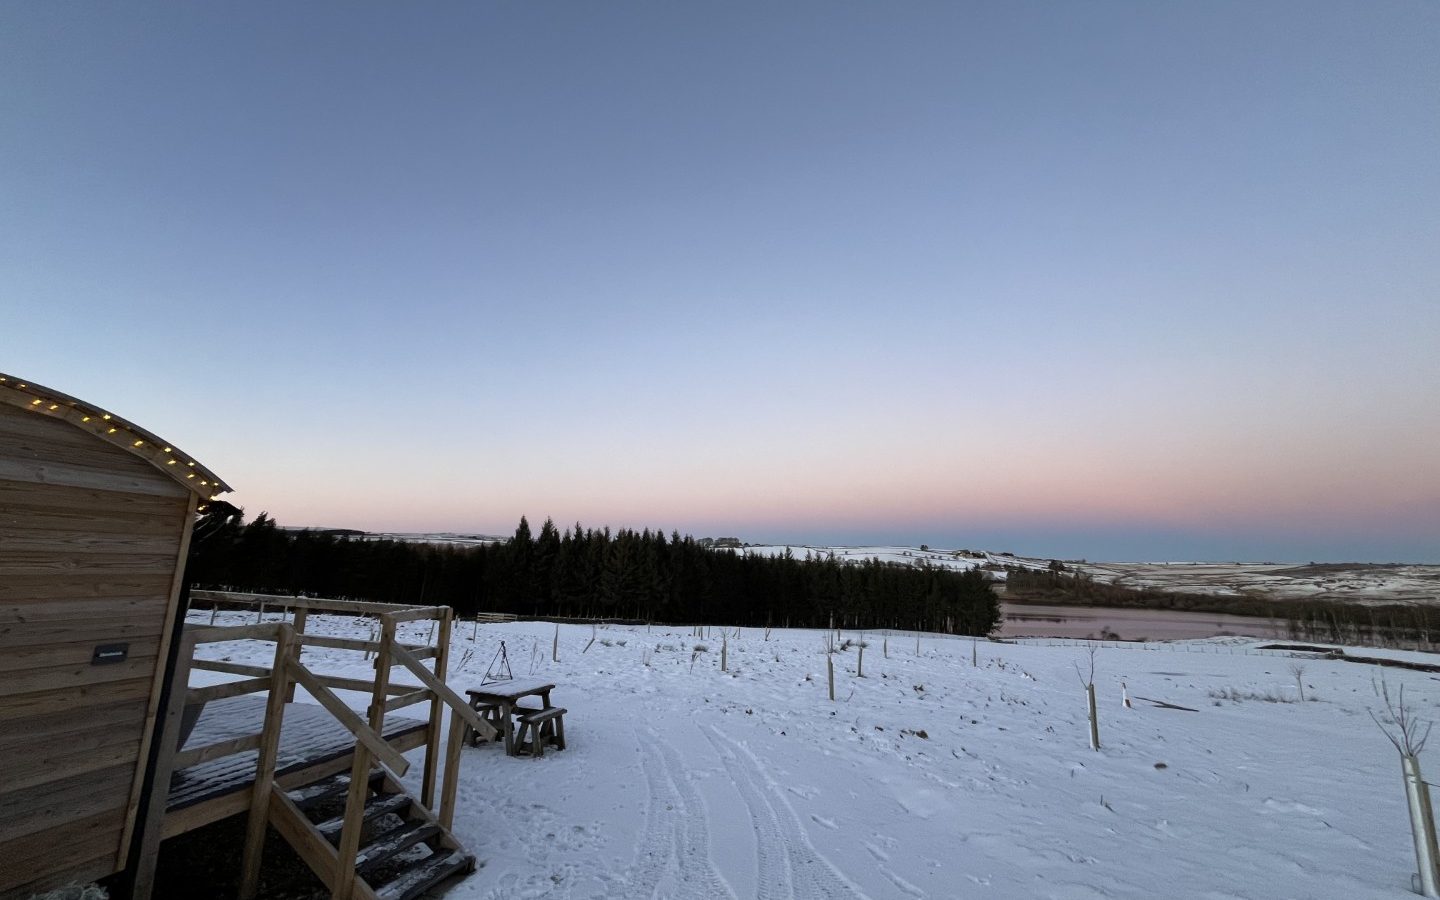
[{"xmin": 188, "ymin": 613, "xmax": 1436, "ymax": 899}]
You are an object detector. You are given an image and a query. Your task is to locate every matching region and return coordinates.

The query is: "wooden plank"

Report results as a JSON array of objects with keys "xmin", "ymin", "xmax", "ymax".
[
  {"xmin": 0, "ymin": 699, "xmax": 147, "ymax": 752},
  {"xmin": 0, "ymin": 652, "xmax": 158, "ymax": 697},
  {"xmin": 299, "ymin": 633, "xmax": 385, "ymax": 653},
  {"xmin": 0, "ymin": 571, "xmax": 174, "ymax": 601},
  {"xmin": 191, "ymin": 659, "xmax": 272, "ymax": 678},
  {"xmin": 0, "ymin": 550, "xmax": 182, "ymax": 576},
  {"xmin": 0, "ymin": 430, "xmax": 182, "ymax": 478},
  {"xmin": 3, "ymin": 735, "xmax": 144, "ymax": 795},
  {"xmin": 187, "ymin": 676, "xmax": 272, "ymax": 704},
  {"xmin": 384, "ymin": 688, "xmax": 433, "ymax": 713},
  {"xmin": 239, "ymin": 627, "xmax": 295, "ymax": 899},
  {"xmin": 187, "ymin": 621, "xmax": 286, "ymax": 644},
  {"xmin": 0, "ymin": 809, "xmax": 124, "ymax": 895},
  {"xmin": 0, "ymin": 478, "xmax": 186, "ymax": 518},
  {"xmin": 172, "ymin": 733, "xmax": 264, "ymax": 769},
  {"xmin": 268, "ymin": 786, "xmax": 341, "ymax": 892},
  {"xmin": 0, "ymin": 618, "xmax": 165, "ymax": 649},
  {"xmin": 439, "ymin": 706, "xmax": 465, "ymax": 830},
  {"xmin": 0, "ymin": 635, "xmax": 162, "ymax": 672},
  {"xmin": 4, "ymin": 850, "xmax": 119, "ymax": 900},
  {"xmin": 421, "ymin": 608, "xmax": 452, "ymax": 807},
  {"xmin": 129, "ymin": 630, "xmax": 195, "ymax": 900},
  {"xmin": 0, "ymin": 454, "xmax": 188, "ymax": 497},
  {"xmin": 0, "ymin": 677, "xmax": 154, "ymax": 723},
  {"xmin": 0, "ymin": 527, "xmax": 181, "ymax": 555},
  {"xmin": 0, "ymin": 761, "xmax": 135, "ymax": 843},
  {"xmin": 0, "ymin": 596, "xmax": 170, "ymax": 625}
]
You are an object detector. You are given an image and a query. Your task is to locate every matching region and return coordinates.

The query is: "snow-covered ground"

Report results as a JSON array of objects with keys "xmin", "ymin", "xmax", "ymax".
[{"xmin": 186, "ymin": 612, "xmax": 1440, "ymax": 899}]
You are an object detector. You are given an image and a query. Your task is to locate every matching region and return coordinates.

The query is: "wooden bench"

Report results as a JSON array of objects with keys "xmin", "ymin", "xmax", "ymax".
[
  {"xmin": 514, "ymin": 707, "xmax": 567, "ymax": 757},
  {"xmin": 463, "ymin": 701, "xmax": 506, "ymax": 747}
]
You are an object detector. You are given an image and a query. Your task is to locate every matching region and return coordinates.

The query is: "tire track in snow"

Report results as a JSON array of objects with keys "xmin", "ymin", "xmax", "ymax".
[
  {"xmin": 654, "ymin": 736, "xmax": 740, "ymax": 900},
  {"xmin": 606, "ymin": 730, "xmax": 736, "ymax": 900},
  {"xmin": 703, "ymin": 725, "xmax": 877, "ymax": 899}
]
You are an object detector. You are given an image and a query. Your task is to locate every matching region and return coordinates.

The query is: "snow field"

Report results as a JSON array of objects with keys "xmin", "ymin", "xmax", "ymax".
[{"xmin": 188, "ymin": 612, "xmax": 1436, "ymax": 899}]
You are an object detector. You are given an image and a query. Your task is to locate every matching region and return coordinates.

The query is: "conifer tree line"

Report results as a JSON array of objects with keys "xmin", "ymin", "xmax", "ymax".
[{"xmin": 187, "ymin": 508, "xmax": 1001, "ymax": 635}]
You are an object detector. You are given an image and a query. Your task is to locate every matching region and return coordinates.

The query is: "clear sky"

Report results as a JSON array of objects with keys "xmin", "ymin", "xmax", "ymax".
[{"xmin": 2, "ymin": 2, "xmax": 1437, "ymax": 562}]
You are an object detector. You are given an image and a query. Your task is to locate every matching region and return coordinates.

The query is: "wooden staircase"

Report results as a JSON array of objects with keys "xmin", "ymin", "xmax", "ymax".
[{"xmin": 269, "ymin": 769, "xmax": 474, "ymax": 900}]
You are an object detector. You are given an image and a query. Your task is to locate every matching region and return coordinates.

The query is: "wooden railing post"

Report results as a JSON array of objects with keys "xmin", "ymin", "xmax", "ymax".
[
  {"xmin": 334, "ymin": 616, "xmax": 395, "ymax": 900},
  {"xmin": 421, "ymin": 608, "xmax": 452, "ymax": 808},
  {"xmin": 239, "ymin": 625, "xmax": 295, "ymax": 899},
  {"xmin": 439, "ymin": 705, "xmax": 465, "ymax": 830},
  {"xmin": 286, "ymin": 608, "xmax": 307, "ymax": 702},
  {"xmin": 131, "ymin": 630, "xmax": 199, "ymax": 900}
]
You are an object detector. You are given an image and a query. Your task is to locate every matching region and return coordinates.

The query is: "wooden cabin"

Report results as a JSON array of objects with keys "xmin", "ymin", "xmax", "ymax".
[
  {"xmin": 0, "ymin": 373, "xmax": 496, "ymax": 900},
  {"xmin": 0, "ymin": 373, "xmax": 229, "ymax": 897}
]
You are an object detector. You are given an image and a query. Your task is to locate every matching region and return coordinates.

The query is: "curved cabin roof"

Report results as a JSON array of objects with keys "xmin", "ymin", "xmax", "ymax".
[{"xmin": 0, "ymin": 372, "xmax": 231, "ymax": 500}]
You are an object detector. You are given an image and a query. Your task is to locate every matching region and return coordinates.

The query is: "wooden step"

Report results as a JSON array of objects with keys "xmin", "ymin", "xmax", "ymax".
[
  {"xmin": 374, "ymin": 850, "xmax": 473, "ymax": 900},
  {"xmin": 286, "ymin": 769, "xmax": 384, "ymax": 813},
  {"xmin": 355, "ymin": 821, "xmax": 441, "ymax": 875},
  {"xmin": 315, "ymin": 792, "xmax": 413, "ymax": 843}
]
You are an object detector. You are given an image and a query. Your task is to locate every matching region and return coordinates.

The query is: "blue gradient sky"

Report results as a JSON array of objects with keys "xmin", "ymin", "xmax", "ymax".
[{"xmin": 3, "ymin": 3, "xmax": 1437, "ymax": 562}]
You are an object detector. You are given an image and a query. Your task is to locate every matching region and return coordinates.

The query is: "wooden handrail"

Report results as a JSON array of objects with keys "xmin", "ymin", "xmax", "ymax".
[
  {"xmin": 188, "ymin": 676, "xmax": 272, "ymax": 704},
  {"xmin": 390, "ymin": 644, "xmax": 496, "ymax": 742},
  {"xmin": 186, "ymin": 622, "xmax": 288, "ymax": 644},
  {"xmin": 289, "ymin": 660, "xmax": 411, "ymax": 776}
]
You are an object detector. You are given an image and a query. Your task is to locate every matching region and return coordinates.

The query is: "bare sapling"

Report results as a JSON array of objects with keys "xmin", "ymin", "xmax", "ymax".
[
  {"xmin": 1075, "ymin": 647, "xmax": 1100, "ymax": 751},
  {"xmin": 583, "ymin": 624, "xmax": 597, "ymax": 654},
  {"xmin": 972, "ymin": 639, "xmax": 978, "ymax": 667},
  {"xmin": 209, "ymin": 603, "xmax": 219, "ymax": 626},
  {"xmin": 857, "ymin": 643, "xmax": 864, "ymax": 678},
  {"xmin": 1288, "ymin": 662, "xmax": 1307, "ymax": 702},
  {"xmin": 827, "ymin": 653, "xmax": 835, "ymax": 702},
  {"xmin": 256, "ymin": 601, "xmax": 265, "ymax": 625},
  {"xmin": 428, "ymin": 620, "xmax": 437, "ymax": 646},
  {"xmin": 690, "ymin": 643, "xmax": 707, "ymax": 673},
  {"xmin": 883, "ymin": 635, "xmax": 888, "ymax": 658},
  {"xmin": 1371, "ymin": 675, "xmax": 1439, "ymax": 896},
  {"xmin": 552, "ymin": 623, "xmax": 559, "ymax": 662},
  {"xmin": 721, "ymin": 634, "xmax": 728, "ymax": 672},
  {"xmin": 472, "ymin": 615, "xmax": 479, "ymax": 641},
  {"xmin": 915, "ymin": 635, "xmax": 920, "ymax": 656}
]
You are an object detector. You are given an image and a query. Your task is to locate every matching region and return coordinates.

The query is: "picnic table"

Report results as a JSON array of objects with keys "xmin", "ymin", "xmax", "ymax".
[{"xmin": 464, "ymin": 680, "xmax": 557, "ymax": 756}]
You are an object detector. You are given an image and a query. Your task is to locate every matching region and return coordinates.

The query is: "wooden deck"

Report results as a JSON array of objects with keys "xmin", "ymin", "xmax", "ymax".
[{"xmin": 161, "ymin": 696, "xmax": 428, "ymax": 839}]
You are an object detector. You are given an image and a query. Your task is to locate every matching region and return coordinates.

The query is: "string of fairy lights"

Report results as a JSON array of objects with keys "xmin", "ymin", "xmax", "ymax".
[{"xmin": 0, "ymin": 373, "xmax": 230, "ymax": 504}]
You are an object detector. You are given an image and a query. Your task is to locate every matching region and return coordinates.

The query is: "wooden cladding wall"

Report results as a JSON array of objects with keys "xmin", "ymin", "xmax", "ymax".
[{"xmin": 0, "ymin": 401, "xmax": 192, "ymax": 897}]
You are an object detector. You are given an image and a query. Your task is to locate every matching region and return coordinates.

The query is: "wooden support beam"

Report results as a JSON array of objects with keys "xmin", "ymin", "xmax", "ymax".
[
  {"xmin": 288, "ymin": 663, "xmax": 410, "ymax": 776},
  {"xmin": 240, "ymin": 625, "xmax": 294, "ymax": 899},
  {"xmin": 389, "ymin": 644, "xmax": 495, "ymax": 741},
  {"xmin": 191, "ymin": 659, "xmax": 271, "ymax": 678},
  {"xmin": 421, "ymin": 608, "xmax": 452, "ymax": 807},
  {"xmin": 130, "ymin": 631, "xmax": 197, "ymax": 900},
  {"xmin": 172, "ymin": 733, "xmax": 264, "ymax": 769},
  {"xmin": 187, "ymin": 676, "xmax": 272, "ymax": 704},
  {"xmin": 439, "ymin": 706, "xmax": 466, "ymax": 830},
  {"xmin": 383, "ymin": 688, "xmax": 432, "ymax": 713}
]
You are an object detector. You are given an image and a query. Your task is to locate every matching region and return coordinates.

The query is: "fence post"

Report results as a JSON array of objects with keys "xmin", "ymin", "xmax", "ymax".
[
  {"xmin": 827, "ymin": 654, "xmax": 835, "ymax": 702},
  {"xmin": 1087, "ymin": 683, "xmax": 1100, "ymax": 751},
  {"xmin": 1403, "ymin": 753, "xmax": 1440, "ymax": 896}
]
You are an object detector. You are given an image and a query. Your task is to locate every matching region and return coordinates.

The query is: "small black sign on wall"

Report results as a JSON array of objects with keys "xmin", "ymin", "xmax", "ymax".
[{"xmin": 92, "ymin": 643, "xmax": 129, "ymax": 665}]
